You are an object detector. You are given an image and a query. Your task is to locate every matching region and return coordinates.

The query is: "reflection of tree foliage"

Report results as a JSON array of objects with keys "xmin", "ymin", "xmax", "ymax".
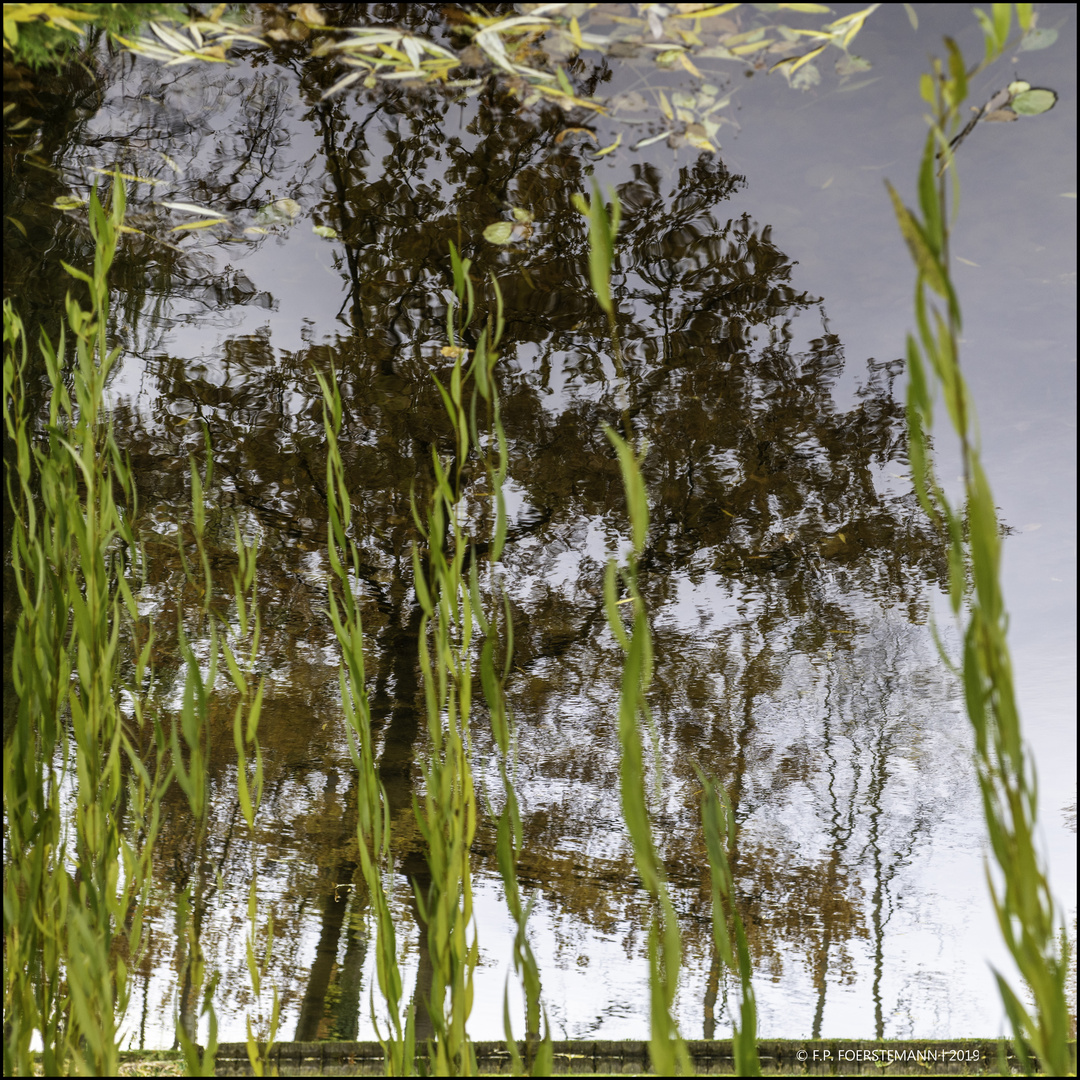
[{"xmin": 4, "ymin": 15, "xmax": 964, "ymax": 1041}]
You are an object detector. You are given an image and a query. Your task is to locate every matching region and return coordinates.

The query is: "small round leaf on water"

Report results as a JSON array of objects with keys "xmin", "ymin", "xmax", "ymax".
[
  {"xmin": 255, "ymin": 198, "xmax": 302, "ymax": 225},
  {"xmin": 791, "ymin": 62, "xmax": 821, "ymax": 91},
  {"xmin": 835, "ymin": 53, "xmax": 871, "ymax": 76},
  {"xmin": 483, "ymin": 221, "xmax": 515, "ymax": 244},
  {"xmin": 609, "ymin": 90, "xmax": 649, "ymax": 112},
  {"xmin": 1011, "ymin": 88, "xmax": 1057, "ymax": 116},
  {"xmin": 1018, "ymin": 26, "xmax": 1058, "ymax": 51}
]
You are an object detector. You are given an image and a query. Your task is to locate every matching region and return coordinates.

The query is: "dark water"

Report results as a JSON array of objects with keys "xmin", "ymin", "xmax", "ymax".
[{"xmin": 3, "ymin": 2, "xmax": 1074, "ymax": 1046}]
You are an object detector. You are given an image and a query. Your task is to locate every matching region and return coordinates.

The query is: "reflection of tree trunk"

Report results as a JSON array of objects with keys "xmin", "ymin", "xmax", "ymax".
[
  {"xmin": 810, "ymin": 916, "xmax": 830, "ymax": 1040},
  {"xmin": 175, "ymin": 856, "xmax": 211, "ymax": 1050},
  {"xmin": 401, "ymin": 848, "xmax": 436, "ymax": 1044},
  {"xmin": 374, "ymin": 591, "xmax": 436, "ymax": 1042},
  {"xmin": 294, "ymin": 854, "xmax": 358, "ymax": 1041},
  {"xmin": 866, "ymin": 743, "xmax": 890, "ymax": 1041},
  {"xmin": 375, "ymin": 594, "xmax": 425, "ymax": 789},
  {"xmin": 703, "ymin": 948, "xmax": 720, "ymax": 1039},
  {"xmin": 332, "ymin": 892, "xmax": 369, "ymax": 1041}
]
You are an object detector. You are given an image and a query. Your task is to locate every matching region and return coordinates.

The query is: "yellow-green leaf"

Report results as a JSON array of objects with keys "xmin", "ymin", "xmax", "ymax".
[{"xmin": 483, "ymin": 221, "xmax": 515, "ymax": 244}]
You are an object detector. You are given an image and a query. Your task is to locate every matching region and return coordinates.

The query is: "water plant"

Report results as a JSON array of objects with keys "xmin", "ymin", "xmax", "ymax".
[
  {"xmin": 585, "ymin": 179, "xmax": 719, "ymax": 1075},
  {"xmin": 4, "ymin": 5, "xmax": 1069, "ymax": 1069},
  {"xmin": 886, "ymin": 4, "xmax": 1073, "ymax": 1074},
  {"xmin": 3, "ymin": 174, "xmax": 276, "ymax": 1077},
  {"xmin": 601, "ymin": 421, "xmax": 693, "ymax": 1077},
  {"xmin": 316, "ymin": 363, "xmax": 414, "ymax": 1074},
  {"xmin": 442, "ymin": 244, "xmax": 552, "ymax": 1076},
  {"xmin": 697, "ymin": 772, "xmax": 760, "ymax": 1076},
  {"xmin": 314, "ymin": 238, "xmax": 556, "ymax": 1077},
  {"xmin": 3, "ymin": 176, "xmax": 167, "ymax": 1076},
  {"xmin": 169, "ymin": 426, "xmax": 271, "ymax": 1077},
  {"xmin": 409, "ymin": 242, "xmax": 559, "ymax": 1075}
]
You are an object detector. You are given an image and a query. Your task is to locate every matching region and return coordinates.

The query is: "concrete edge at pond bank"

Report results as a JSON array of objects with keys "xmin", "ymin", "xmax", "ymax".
[{"xmin": 203, "ymin": 1038, "xmax": 1074, "ymax": 1075}]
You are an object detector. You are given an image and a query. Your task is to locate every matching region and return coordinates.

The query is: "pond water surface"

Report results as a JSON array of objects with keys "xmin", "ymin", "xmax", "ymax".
[{"xmin": 3, "ymin": 1, "xmax": 1075, "ymax": 1049}]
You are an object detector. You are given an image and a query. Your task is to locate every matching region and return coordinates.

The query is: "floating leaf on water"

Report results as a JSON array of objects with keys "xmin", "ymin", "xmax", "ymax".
[
  {"xmin": 702, "ymin": 93, "xmax": 733, "ymax": 114},
  {"xmin": 671, "ymin": 3, "xmax": 733, "ymax": 19},
  {"xmin": 786, "ymin": 43, "xmax": 827, "ymax": 75},
  {"xmin": 511, "ymin": 206, "xmax": 534, "ymax": 223},
  {"xmin": 293, "ymin": 3, "xmax": 325, "ymax": 26},
  {"xmin": 255, "ymin": 198, "xmax": 301, "ymax": 224},
  {"xmin": 1007, "ymin": 79, "xmax": 1032, "ymax": 96},
  {"xmin": 161, "ymin": 200, "xmax": 226, "ymax": 215},
  {"xmin": 593, "ymin": 133, "xmax": 623, "ymax": 157},
  {"xmin": 313, "ymin": 225, "xmax": 338, "ymax": 238},
  {"xmin": 790, "ymin": 61, "xmax": 821, "ymax": 91},
  {"xmin": 724, "ymin": 26, "xmax": 767, "ymax": 47},
  {"xmin": 320, "ymin": 69, "xmax": 364, "ymax": 101},
  {"xmin": 170, "ymin": 218, "xmax": 229, "ymax": 231},
  {"xmin": 483, "ymin": 221, "xmax": 515, "ymax": 244},
  {"xmin": 1018, "ymin": 26, "xmax": 1058, "ymax": 51},
  {"xmin": 554, "ymin": 127, "xmax": 597, "ymax": 144},
  {"xmin": 160, "ymin": 152, "xmax": 184, "ymax": 176},
  {"xmin": 684, "ymin": 123, "xmax": 716, "ymax": 152},
  {"xmin": 696, "ymin": 43, "xmax": 737, "ymax": 59},
  {"xmin": 610, "ymin": 90, "xmax": 650, "ymax": 111},
  {"xmin": 631, "ymin": 131, "xmax": 672, "ymax": 150},
  {"xmin": 1011, "ymin": 88, "xmax": 1057, "ymax": 116},
  {"xmin": 983, "ymin": 108, "xmax": 1017, "ymax": 123},
  {"xmin": 677, "ymin": 50, "xmax": 703, "ymax": 76},
  {"xmin": 91, "ymin": 166, "xmax": 162, "ymax": 185},
  {"xmin": 150, "ymin": 20, "xmax": 194, "ymax": 54},
  {"xmin": 729, "ymin": 39, "xmax": 771, "ymax": 56},
  {"xmin": 835, "ymin": 53, "xmax": 871, "ymax": 75}
]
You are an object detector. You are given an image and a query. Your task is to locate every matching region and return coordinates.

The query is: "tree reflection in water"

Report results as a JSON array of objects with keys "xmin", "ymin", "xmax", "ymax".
[{"xmin": 2, "ymin": 6, "xmax": 966, "ymax": 1044}]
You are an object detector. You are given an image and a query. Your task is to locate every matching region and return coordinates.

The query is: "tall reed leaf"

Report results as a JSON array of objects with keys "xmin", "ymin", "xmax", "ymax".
[
  {"xmin": 316, "ymin": 362, "xmax": 413, "ymax": 1075},
  {"xmin": 3, "ymin": 175, "xmax": 168, "ymax": 1076},
  {"xmin": 887, "ymin": 8, "xmax": 1073, "ymax": 1074},
  {"xmin": 603, "ymin": 426, "xmax": 691, "ymax": 1076},
  {"xmin": 696, "ymin": 769, "xmax": 760, "ymax": 1075}
]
